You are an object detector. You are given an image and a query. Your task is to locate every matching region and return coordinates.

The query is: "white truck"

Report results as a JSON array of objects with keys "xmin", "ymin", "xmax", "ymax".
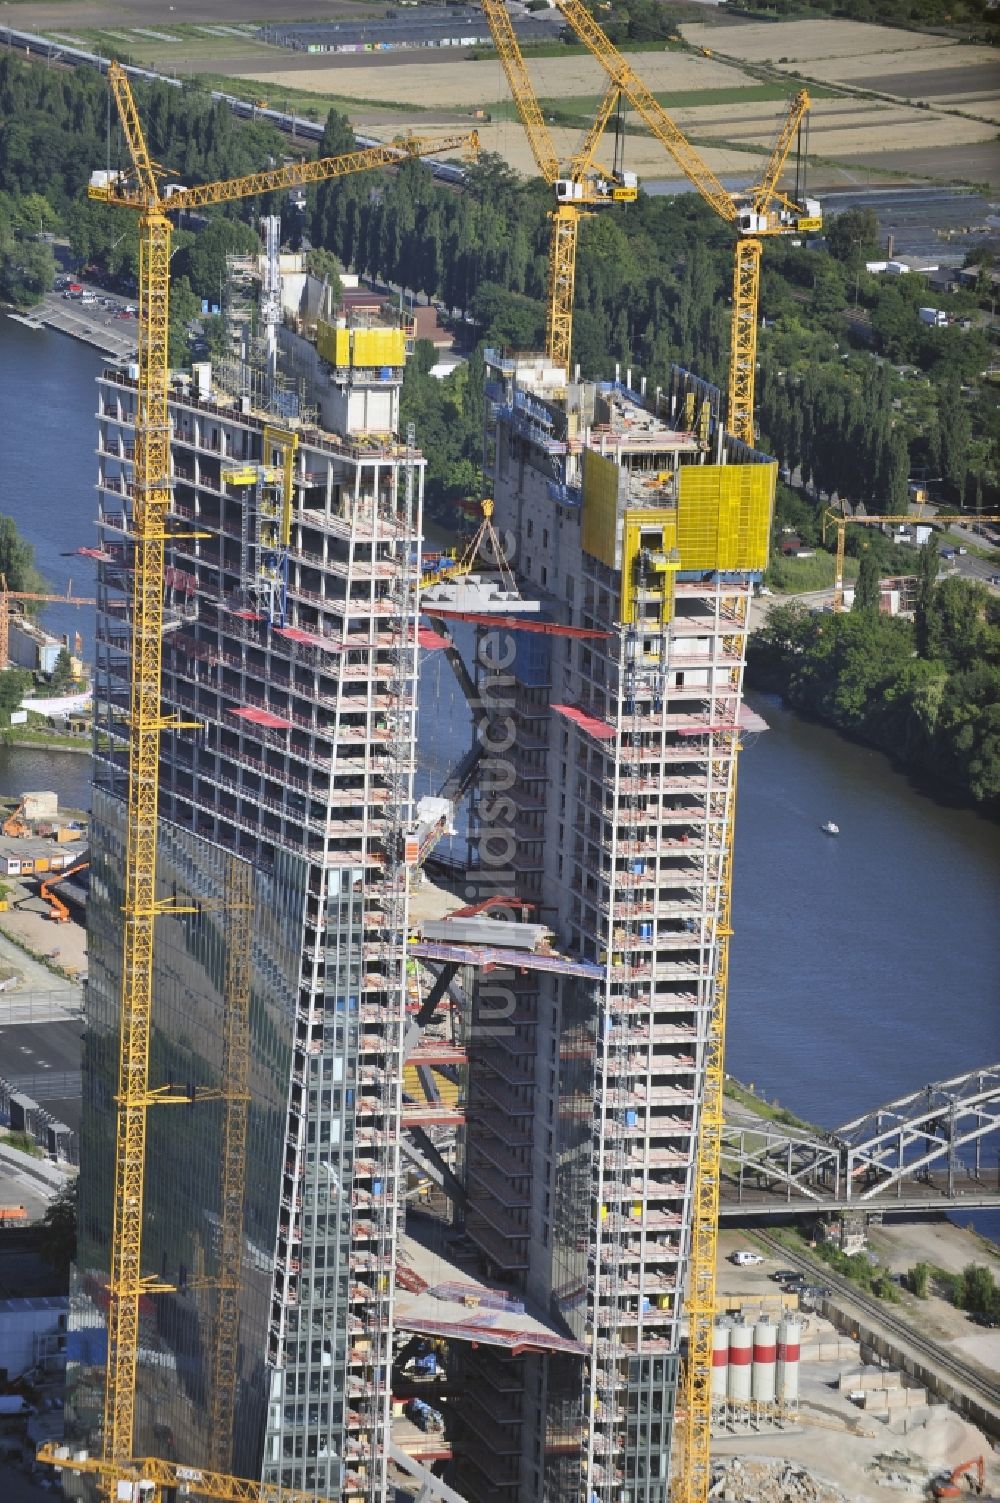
[{"xmin": 918, "ymin": 307, "xmax": 947, "ymax": 327}]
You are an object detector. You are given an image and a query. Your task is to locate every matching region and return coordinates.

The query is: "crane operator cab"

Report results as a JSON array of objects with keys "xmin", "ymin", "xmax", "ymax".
[{"xmin": 555, "ymin": 170, "xmax": 638, "ymax": 205}]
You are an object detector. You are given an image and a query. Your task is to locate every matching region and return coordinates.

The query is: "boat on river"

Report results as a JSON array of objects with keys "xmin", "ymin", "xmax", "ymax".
[{"xmin": 821, "ymin": 820, "xmax": 840, "ymax": 836}]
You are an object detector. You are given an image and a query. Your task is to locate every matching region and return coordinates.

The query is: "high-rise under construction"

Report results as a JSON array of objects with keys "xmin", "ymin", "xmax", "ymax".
[{"xmin": 66, "ymin": 248, "xmax": 773, "ymax": 1499}]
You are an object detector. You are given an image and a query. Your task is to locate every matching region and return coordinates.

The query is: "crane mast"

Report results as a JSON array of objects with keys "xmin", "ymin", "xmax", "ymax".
[
  {"xmin": 480, "ymin": 0, "xmax": 635, "ymax": 372},
  {"xmin": 823, "ymin": 508, "xmax": 1000, "ymax": 611},
  {"xmin": 553, "ymin": 0, "xmax": 819, "ymax": 443},
  {"xmin": 64, "ymin": 59, "xmax": 477, "ymax": 1503}
]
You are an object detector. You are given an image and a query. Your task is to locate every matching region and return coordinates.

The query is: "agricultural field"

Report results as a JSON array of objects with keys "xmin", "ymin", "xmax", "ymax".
[{"xmin": 14, "ymin": 4, "xmax": 1000, "ymax": 187}]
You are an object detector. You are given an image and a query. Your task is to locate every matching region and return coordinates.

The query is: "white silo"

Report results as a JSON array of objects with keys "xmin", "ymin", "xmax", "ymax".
[
  {"xmin": 751, "ymin": 1319, "xmax": 777, "ymax": 1404},
  {"xmin": 727, "ymin": 1320, "xmax": 752, "ymax": 1404},
  {"xmin": 776, "ymin": 1318, "xmax": 801, "ymax": 1407},
  {"xmin": 711, "ymin": 1320, "xmax": 730, "ymax": 1407}
]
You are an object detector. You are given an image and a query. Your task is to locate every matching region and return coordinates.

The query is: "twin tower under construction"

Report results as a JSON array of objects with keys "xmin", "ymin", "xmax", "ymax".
[{"xmin": 66, "ymin": 257, "xmax": 775, "ymax": 1501}]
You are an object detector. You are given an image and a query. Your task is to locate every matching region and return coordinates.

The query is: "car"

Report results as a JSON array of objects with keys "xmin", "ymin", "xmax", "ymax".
[
  {"xmin": 729, "ymin": 1250, "xmax": 765, "ymax": 1266},
  {"xmin": 801, "ymin": 1284, "xmax": 831, "ymax": 1299},
  {"xmin": 969, "ymin": 1310, "xmax": 1000, "ymax": 1328},
  {"xmin": 770, "ymin": 1269, "xmax": 802, "ymax": 1284}
]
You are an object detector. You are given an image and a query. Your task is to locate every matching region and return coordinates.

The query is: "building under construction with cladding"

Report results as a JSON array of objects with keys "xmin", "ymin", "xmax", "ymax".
[
  {"xmin": 65, "ymin": 251, "xmax": 773, "ymax": 1501},
  {"xmin": 433, "ymin": 353, "xmax": 774, "ymax": 1500}
]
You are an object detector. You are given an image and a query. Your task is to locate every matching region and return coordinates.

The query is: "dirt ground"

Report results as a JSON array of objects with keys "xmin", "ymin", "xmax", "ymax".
[
  {"xmin": 682, "ymin": 18, "xmax": 954, "ymax": 66},
  {"xmin": 0, "ymin": 899, "xmax": 87, "ymax": 979},
  {"xmin": 846, "ymin": 139, "xmax": 1000, "ymax": 190},
  {"xmin": 713, "ymin": 1225, "xmax": 1000, "ymax": 1501},
  {"xmin": 221, "ymin": 46, "xmax": 753, "ymax": 109}
]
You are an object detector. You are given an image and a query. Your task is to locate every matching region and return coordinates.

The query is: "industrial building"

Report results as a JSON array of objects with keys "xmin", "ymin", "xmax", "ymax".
[{"xmin": 257, "ymin": 9, "xmax": 555, "ymax": 56}]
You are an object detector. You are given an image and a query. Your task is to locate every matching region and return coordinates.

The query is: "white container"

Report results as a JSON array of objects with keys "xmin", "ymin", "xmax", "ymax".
[
  {"xmin": 776, "ymin": 1318, "xmax": 801, "ymax": 1406},
  {"xmin": 752, "ymin": 1319, "xmax": 777, "ymax": 1404},
  {"xmin": 711, "ymin": 1321, "xmax": 730, "ymax": 1405},
  {"xmin": 727, "ymin": 1321, "xmax": 752, "ymax": 1403}
]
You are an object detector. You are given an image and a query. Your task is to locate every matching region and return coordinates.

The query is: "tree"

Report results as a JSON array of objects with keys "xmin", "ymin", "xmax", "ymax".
[
  {"xmin": 852, "ymin": 550, "xmax": 881, "ymax": 615},
  {"xmin": 825, "ymin": 207, "xmax": 879, "ymax": 267},
  {"xmin": 38, "ymin": 1179, "xmax": 77, "ymax": 1278},
  {"xmin": 914, "ymin": 540, "xmax": 939, "ymax": 657},
  {"xmin": 168, "ymin": 274, "xmax": 200, "ymax": 368},
  {"xmin": 0, "ymin": 667, "xmax": 31, "ymax": 722},
  {"xmin": 49, "ymin": 646, "xmax": 76, "ymax": 693},
  {"xmin": 0, "ymin": 514, "xmax": 43, "ymax": 594},
  {"xmin": 305, "ymin": 247, "xmax": 343, "ymax": 305},
  {"xmin": 172, "ymin": 216, "xmax": 262, "ymax": 303},
  {"xmin": 0, "ymin": 224, "xmax": 54, "ymax": 306},
  {"xmin": 908, "ymin": 1262, "xmax": 930, "ymax": 1298}
]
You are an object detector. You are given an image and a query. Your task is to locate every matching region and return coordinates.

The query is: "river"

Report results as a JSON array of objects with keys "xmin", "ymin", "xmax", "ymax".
[{"xmin": 2, "ymin": 314, "xmax": 998, "ymax": 1215}]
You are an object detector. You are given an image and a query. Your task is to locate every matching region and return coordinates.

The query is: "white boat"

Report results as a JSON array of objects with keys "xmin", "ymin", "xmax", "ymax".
[{"xmin": 821, "ymin": 821, "xmax": 839, "ymax": 836}]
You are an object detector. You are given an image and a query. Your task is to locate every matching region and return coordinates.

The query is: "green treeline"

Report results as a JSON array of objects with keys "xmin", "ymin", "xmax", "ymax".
[
  {"xmin": 749, "ymin": 554, "xmax": 1000, "ymax": 807},
  {"xmin": 0, "ymin": 52, "xmax": 285, "ymax": 331}
]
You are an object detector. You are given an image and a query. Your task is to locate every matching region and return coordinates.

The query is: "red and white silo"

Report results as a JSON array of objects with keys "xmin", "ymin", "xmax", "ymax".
[
  {"xmin": 776, "ymin": 1318, "xmax": 801, "ymax": 1407},
  {"xmin": 751, "ymin": 1319, "xmax": 777, "ymax": 1404},
  {"xmin": 711, "ymin": 1321, "xmax": 730, "ymax": 1407},
  {"xmin": 727, "ymin": 1320, "xmax": 752, "ymax": 1404}
]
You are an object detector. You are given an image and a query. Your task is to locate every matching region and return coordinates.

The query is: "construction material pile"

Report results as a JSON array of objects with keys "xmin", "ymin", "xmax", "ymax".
[{"xmin": 709, "ymin": 1458, "xmax": 847, "ymax": 1503}]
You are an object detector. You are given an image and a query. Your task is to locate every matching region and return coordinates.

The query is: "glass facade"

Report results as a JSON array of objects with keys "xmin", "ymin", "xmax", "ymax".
[{"xmin": 66, "ymin": 789, "xmax": 305, "ymax": 1478}]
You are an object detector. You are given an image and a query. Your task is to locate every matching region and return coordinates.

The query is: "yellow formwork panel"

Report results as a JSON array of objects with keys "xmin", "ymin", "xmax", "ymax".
[
  {"xmin": 353, "ymin": 327, "xmax": 406, "ymax": 367},
  {"xmin": 677, "ymin": 462, "xmax": 775, "ymax": 573},
  {"xmin": 620, "ymin": 507, "xmax": 678, "ymax": 627},
  {"xmin": 581, "ymin": 449, "xmax": 623, "ymax": 570},
  {"xmin": 315, "ymin": 318, "xmax": 339, "ymax": 366},
  {"xmin": 316, "ymin": 321, "xmax": 406, "ymax": 368}
]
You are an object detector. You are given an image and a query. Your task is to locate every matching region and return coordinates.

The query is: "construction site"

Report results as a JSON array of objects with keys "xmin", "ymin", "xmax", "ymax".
[{"xmin": 26, "ymin": 10, "xmax": 997, "ymax": 1503}]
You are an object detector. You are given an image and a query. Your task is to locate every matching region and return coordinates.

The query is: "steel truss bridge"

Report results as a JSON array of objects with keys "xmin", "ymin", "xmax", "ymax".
[{"xmin": 719, "ymin": 1064, "xmax": 1000, "ymax": 1218}]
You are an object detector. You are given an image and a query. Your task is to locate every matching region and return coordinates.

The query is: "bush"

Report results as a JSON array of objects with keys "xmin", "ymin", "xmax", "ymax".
[
  {"xmin": 908, "ymin": 1261, "xmax": 930, "ymax": 1298},
  {"xmin": 956, "ymin": 1263, "xmax": 1000, "ymax": 1316}
]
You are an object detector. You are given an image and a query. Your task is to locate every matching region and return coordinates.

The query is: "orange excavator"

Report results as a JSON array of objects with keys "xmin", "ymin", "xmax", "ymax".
[
  {"xmin": 2, "ymin": 801, "xmax": 28, "ymax": 838},
  {"xmin": 932, "ymin": 1457, "xmax": 986, "ymax": 1499},
  {"xmin": 39, "ymin": 859, "xmax": 89, "ymax": 923}
]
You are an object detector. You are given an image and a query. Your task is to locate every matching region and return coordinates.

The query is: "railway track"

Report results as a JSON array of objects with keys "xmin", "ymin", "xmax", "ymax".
[{"xmin": 754, "ymin": 1230, "xmax": 1000, "ymax": 1414}]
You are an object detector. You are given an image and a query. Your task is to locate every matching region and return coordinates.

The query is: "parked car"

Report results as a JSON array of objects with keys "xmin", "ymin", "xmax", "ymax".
[
  {"xmin": 729, "ymin": 1250, "xmax": 764, "ymax": 1266},
  {"xmin": 770, "ymin": 1269, "xmax": 802, "ymax": 1284}
]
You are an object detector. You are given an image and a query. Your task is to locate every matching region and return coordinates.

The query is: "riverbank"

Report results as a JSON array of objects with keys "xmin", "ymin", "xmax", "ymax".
[
  {"xmin": 5, "ymin": 286, "xmax": 137, "ymax": 361},
  {"xmin": 0, "ymin": 734, "xmax": 90, "ymax": 755},
  {"xmin": 746, "ymin": 595, "xmax": 1000, "ymax": 816}
]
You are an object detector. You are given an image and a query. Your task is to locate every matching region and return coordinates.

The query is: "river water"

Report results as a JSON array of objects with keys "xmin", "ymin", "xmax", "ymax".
[{"xmin": 2, "ymin": 314, "xmax": 998, "ymax": 1200}]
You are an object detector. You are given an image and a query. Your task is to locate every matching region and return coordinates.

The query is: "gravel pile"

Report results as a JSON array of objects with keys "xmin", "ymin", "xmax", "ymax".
[{"xmin": 709, "ymin": 1458, "xmax": 848, "ymax": 1502}]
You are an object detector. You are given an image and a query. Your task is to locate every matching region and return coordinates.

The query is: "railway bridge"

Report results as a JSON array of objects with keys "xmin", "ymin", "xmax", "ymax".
[{"xmin": 719, "ymin": 1063, "xmax": 1000, "ymax": 1218}]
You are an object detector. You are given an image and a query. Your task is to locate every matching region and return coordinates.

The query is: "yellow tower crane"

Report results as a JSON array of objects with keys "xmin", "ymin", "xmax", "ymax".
[
  {"xmin": 36, "ymin": 59, "xmax": 477, "ymax": 1503},
  {"xmin": 552, "ymin": 0, "xmax": 820, "ymax": 445},
  {"xmin": 822, "ymin": 508, "xmax": 1000, "ymax": 612},
  {"xmin": 481, "ymin": 0, "xmax": 637, "ymax": 373}
]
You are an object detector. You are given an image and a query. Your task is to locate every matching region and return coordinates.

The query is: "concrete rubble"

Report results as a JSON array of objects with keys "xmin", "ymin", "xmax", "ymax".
[{"xmin": 708, "ymin": 1458, "xmax": 848, "ymax": 1502}]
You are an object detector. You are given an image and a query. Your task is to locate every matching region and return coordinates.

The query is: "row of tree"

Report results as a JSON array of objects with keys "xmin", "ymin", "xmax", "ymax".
[{"xmin": 749, "ymin": 551, "xmax": 1000, "ymax": 807}]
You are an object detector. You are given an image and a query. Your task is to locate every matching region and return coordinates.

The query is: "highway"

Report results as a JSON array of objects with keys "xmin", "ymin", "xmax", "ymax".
[{"xmin": 754, "ymin": 1229, "xmax": 1000, "ymax": 1424}]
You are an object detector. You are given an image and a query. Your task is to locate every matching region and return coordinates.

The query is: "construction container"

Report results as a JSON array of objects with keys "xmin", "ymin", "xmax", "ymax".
[
  {"xmin": 711, "ymin": 1320, "xmax": 730, "ymax": 1405},
  {"xmin": 776, "ymin": 1318, "xmax": 800, "ymax": 1405},
  {"xmin": 751, "ymin": 1319, "xmax": 776, "ymax": 1404},
  {"xmin": 727, "ymin": 1321, "xmax": 752, "ymax": 1403}
]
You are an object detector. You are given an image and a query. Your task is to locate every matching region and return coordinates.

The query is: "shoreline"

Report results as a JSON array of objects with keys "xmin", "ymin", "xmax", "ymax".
[
  {"xmin": 4, "ymin": 300, "xmax": 135, "ymax": 361},
  {"xmin": 0, "ymin": 736, "xmax": 91, "ymax": 756}
]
